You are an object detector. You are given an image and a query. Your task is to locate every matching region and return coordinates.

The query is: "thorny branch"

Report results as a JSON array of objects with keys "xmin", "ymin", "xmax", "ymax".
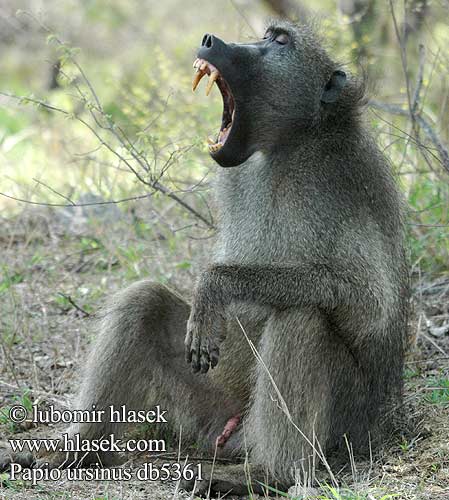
[
  {"xmin": 1, "ymin": 11, "xmax": 214, "ymax": 229},
  {"xmin": 0, "ymin": 90, "xmax": 214, "ymax": 229},
  {"xmin": 2, "ymin": 88, "xmax": 448, "ymax": 211},
  {"xmin": 384, "ymin": 0, "xmax": 449, "ymax": 174},
  {"xmin": 1, "ymin": 9, "xmax": 448, "ymax": 223}
]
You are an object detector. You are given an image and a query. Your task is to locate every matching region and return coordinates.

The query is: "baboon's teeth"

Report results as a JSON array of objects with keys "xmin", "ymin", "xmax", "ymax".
[
  {"xmin": 208, "ymin": 142, "xmax": 223, "ymax": 153},
  {"xmin": 193, "ymin": 58, "xmax": 229, "ymax": 154},
  {"xmin": 205, "ymin": 71, "xmax": 219, "ymax": 96},
  {"xmin": 192, "ymin": 58, "xmax": 221, "ymax": 93},
  {"xmin": 192, "ymin": 69, "xmax": 205, "ymax": 92}
]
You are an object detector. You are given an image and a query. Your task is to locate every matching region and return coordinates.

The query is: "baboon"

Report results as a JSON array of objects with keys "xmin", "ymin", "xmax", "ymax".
[{"xmin": 1, "ymin": 20, "xmax": 409, "ymax": 496}]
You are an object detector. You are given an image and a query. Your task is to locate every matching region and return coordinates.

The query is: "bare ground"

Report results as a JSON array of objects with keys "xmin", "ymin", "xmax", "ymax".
[{"xmin": 0, "ymin": 206, "xmax": 448, "ymax": 500}]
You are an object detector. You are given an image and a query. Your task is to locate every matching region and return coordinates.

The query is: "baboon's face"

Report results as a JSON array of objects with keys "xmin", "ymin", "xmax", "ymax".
[{"xmin": 192, "ymin": 22, "xmax": 346, "ymax": 167}]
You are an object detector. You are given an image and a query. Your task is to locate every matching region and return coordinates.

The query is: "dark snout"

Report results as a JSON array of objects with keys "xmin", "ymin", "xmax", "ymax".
[{"xmin": 197, "ymin": 34, "xmax": 231, "ymax": 68}]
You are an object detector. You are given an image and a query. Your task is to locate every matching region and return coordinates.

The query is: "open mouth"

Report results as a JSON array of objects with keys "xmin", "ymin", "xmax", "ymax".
[{"xmin": 192, "ymin": 58, "xmax": 235, "ymax": 154}]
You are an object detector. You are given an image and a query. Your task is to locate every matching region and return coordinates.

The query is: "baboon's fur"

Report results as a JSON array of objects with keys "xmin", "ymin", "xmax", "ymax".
[{"xmin": 1, "ymin": 20, "xmax": 409, "ymax": 495}]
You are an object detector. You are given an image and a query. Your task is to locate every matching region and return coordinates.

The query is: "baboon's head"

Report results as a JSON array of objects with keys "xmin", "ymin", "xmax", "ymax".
[{"xmin": 193, "ymin": 20, "xmax": 361, "ymax": 168}]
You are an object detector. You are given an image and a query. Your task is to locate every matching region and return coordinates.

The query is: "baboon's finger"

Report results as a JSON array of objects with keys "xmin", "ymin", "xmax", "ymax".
[
  {"xmin": 190, "ymin": 333, "xmax": 201, "ymax": 372},
  {"xmin": 208, "ymin": 340, "xmax": 220, "ymax": 369},
  {"xmin": 199, "ymin": 347, "xmax": 210, "ymax": 373}
]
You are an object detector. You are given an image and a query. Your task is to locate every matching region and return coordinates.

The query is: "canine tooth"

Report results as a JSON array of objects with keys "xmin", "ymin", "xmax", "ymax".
[
  {"xmin": 209, "ymin": 142, "xmax": 222, "ymax": 153},
  {"xmin": 193, "ymin": 58, "xmax": 199, "ymax": 68},
  {"xmin": 205, "ymin": 70, "xmax": 219, "ymax": 96},
  {"xmin": 207, "ymin": 137, "xmax": 215, "ymax": 145},
  {"xmin": 192, "ymin": 70, "xmax": 205, "ymax": 92}
]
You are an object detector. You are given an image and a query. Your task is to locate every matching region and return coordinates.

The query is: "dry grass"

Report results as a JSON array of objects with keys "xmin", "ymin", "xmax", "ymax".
[{"xmin": 0, "ymin": 206, "xmax": 448, "ymax": 500}]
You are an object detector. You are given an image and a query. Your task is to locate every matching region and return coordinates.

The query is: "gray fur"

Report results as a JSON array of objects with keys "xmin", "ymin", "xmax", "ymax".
[{"xmin": 0, "ymin": 21, "xmax": 409, "ymax": 495}]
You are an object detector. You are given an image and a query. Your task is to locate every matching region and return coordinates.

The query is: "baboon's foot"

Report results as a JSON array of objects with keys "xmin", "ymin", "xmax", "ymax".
[
  {"xmin": 0, "ymin": 451, "xmax": 35, "ymax": 472},
  {"xmin": 180, "ymin": 462, "xmax": 287, "ymax": 497}
]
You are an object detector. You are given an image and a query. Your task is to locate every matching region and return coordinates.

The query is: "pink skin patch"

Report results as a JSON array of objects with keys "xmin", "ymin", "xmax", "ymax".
[{"xmin": 215, "ymin": 414, "xmax": 241, "ymax": 448}]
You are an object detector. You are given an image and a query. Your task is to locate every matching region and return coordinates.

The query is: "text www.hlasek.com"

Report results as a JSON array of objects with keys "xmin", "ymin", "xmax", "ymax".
[
  {"xmin": 6, "ymin": 404, "xmax": 203, "ymax": 484},
  {"xmin": 9, "ymin": 433, "xmax": 165, "ymax": 454}
]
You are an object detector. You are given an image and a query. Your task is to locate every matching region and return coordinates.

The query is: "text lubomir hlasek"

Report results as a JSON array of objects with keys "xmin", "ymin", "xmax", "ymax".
[{"xmin": 32, "ymin": 404, "xmax": 167, "ymax": 424}]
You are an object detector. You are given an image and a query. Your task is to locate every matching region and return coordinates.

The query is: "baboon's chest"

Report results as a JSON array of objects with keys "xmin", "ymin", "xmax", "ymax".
[{"xmin": 213, "ymin": 158, "xmax": 316, "ymax": 265}]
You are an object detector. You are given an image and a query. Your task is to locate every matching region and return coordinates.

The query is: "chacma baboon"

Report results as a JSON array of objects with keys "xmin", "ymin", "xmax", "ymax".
[{"xmin": 1, "ymin": 20, "xmax": 409, "ymax": 496}]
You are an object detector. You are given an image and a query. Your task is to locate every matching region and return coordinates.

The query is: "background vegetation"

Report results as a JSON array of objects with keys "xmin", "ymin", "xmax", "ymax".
[{"xmin": 0, "ymin": 0, "xmax": 448, "ymax": 499}]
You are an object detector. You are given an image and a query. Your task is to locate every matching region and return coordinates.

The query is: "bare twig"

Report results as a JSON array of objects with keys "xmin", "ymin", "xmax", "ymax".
[
  {"xmin": 0, "ymin": 379, "xmax": 68, "ymax": 406},
  {"xmin": 420, "ymin": 332, "xmax": 448, "ymax": 357},
  {"xmin": 405, "ymin": 356, "xmax": 449, "ymax": 364},
  {"xmin": 57, "ymin": 293, "xmax": 90, "ymax": 317},
  {"xmin": 412, "ymin": 44, "xmax": 426, "ymax": 114},
  {"xmin": 368, "ymin": 100, "xmax": 449, "ymax": 172},
  {"xmin": 384, "ymin": 2, "xmax": 449, "ymax": 177},
  {"xmin": 0, "ymin": 91, "xmax": 214, "ymax": 228},
  {"xmin": 389, "ymin": 0, "xmax": 413, "ymax": 123},
  {"xmin": 408, "ymin": 222, "xmax": 449, "ymax": 228},
  {"xmin": 32, "ymin": 178, "xmax": 76, "ymax": 205},
  {"xmin": 229, "ymin": 0, "xmax": 258, "ymax": 36},
  {"xmin": 3, "ymin": 13, "xmax": 214, "ymax": 228},
  {"xmin": 0, "ymin": 190, "xmax": 153, "ymax": 207}
]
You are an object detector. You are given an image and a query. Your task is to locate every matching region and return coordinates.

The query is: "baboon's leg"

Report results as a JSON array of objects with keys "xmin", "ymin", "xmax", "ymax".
[
  {"xmin": 245, "ymin": 307, "xmax": 371, "ymax": 485},
  {"xmin": 68, "ymin": 281, "xmax": 242, "ymax": 463},
  {"xmin": 0, "ymin": 281, "xmax": 241, "ymax": 470}
]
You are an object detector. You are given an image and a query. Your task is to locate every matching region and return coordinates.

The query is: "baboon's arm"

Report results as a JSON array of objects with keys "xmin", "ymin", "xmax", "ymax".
[
  {"xmin": 185, "ymin": 263, "xmax": 384, "ymax": 372},
  {"xmin": 199, "ymin": 264, "xmax": 383, "ymax": 312}
]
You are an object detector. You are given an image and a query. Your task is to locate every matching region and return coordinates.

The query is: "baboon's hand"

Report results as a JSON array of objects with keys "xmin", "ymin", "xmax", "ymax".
[{"xmin": 185, "ymin": 306, "xmax": 225, "ymax": 374}]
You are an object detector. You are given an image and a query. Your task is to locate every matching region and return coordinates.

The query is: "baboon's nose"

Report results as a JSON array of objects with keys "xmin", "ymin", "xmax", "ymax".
[
  {"xmin": 198, "ymin": 33, "xmax": 229, "ymax": 66},
  {"xmin": 201, "ymin": 34, "xmax": 214, "ymax": 48}
]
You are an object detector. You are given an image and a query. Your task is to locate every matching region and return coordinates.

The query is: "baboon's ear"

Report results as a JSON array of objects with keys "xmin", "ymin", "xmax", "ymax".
[{"xmin": 321, "ymin": 70, "xmax": 347, "ymax": 104}]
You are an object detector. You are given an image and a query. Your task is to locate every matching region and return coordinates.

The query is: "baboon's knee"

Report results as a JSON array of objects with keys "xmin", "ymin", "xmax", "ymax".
[
  {"xmin": 108, "ymin": 280, "xmax": 188, "ymax": 323},
  {"xmin": 99, "ymin": 280, "xmax": 190, "ymax": 344},
  {"xmin": 76, "ymin": 281, "xmax": 190, "ymax": 405}
]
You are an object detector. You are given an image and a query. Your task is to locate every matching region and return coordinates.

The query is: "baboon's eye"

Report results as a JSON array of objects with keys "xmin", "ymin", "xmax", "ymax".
[{"xmin": 274, "ymin": 33, "xmax": 289, "ymax": 45}]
